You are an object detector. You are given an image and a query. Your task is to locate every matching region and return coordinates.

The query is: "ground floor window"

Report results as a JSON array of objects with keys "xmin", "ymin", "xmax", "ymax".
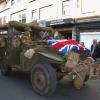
[
  {"xmin": 59, "ymin": 31, "xmax": 72, "ymax": 39},
  {"xmin": 80, "ymin": 32, "xmax": 100, "ymax": 49}
]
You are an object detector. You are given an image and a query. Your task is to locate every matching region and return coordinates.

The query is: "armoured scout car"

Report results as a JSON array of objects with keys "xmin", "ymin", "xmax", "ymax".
[{"xmin": 0, "ymin": 21, "xmax": 93, "ymax": 96}]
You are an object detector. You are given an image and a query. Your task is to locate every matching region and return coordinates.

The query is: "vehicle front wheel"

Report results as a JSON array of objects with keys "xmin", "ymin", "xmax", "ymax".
[{"xmin": 31, "ymin": 61, "xmax": 57, "ymax": 96}]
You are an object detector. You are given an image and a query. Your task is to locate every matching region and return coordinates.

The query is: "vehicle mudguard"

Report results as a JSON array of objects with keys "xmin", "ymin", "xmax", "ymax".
[
  {"xmin": 24, "ymin": 48, "xmax": 65, "ymax": 62},
  {"xmin": 37, "ymin": 52, "xmax": 65, "ymax": 62}
]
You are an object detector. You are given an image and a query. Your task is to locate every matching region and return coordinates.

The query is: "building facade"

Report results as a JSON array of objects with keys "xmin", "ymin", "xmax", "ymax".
[
  {"xmin": 0, "ymin": 0, "xmax": 100, "ymax": 48},
  {"xmin": 0, "ymin": 0, "xmax": 100, "ymax": 24}
]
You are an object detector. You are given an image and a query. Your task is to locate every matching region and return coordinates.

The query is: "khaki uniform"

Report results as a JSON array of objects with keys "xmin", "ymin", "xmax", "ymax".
[
  {"xmin": 90, "ymin": 62, "xmax": 100, "ymax": 79},
  {"xmin": 20, "ymin": 26, "xmax": 33, "ymax": 45},
  {"xmin": 73, "ymin": 64, "xmax": 89, "ymax": 90},
  {"xmin": 21, "ymin": 31, "xmax": 32, "ymax": 45}
]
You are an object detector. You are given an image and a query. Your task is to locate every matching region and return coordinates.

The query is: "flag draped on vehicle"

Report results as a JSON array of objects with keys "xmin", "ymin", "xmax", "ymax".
[{"xmin": 47, "ymin": 39, "xmax": 90, "ymax": 56}]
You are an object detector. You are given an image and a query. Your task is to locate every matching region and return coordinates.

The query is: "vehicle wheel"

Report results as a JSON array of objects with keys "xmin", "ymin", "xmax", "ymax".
[
  {"xmin": 31, "ymin": 61, "xmax": 57, "ymax": 96},
  {"xmin": 0, "ymin": 63, "xmax": 11, "ymax": 76}
]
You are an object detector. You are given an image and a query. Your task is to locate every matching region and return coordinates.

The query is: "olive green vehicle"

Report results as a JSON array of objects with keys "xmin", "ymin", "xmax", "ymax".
[{"xmin": 0, "ymin": 21, "xmax": 93, "ymax": 96}]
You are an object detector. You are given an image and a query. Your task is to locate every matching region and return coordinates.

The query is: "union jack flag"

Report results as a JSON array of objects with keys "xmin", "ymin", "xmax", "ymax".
[{"xmin": 47, "ymin": 39, "xmax": 90, "ymax": 56}]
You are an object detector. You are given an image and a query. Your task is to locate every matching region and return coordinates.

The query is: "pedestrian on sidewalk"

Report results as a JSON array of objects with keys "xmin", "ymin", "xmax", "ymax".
[
  {"xmin": 91, "ymin": 39, "xmax": 97, "ymax": 60},
  {"xmin": 90, "ymin": 40, "xmax": 100, "ymax": 80}
]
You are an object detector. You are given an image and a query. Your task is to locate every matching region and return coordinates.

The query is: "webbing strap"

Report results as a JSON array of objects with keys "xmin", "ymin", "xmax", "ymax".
[{"xmin": 74, "ymin": 70, "xmax": 83, "ymax": 82}]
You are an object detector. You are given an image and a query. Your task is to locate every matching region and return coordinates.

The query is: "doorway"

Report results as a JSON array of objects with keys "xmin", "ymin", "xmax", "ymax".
[{"xmin": 59, "ymin": 31, "xmax": 72, "ymax": 39}]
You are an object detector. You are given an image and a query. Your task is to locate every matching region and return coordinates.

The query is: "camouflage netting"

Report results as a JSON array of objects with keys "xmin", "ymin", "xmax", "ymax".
[
  {"xmin": 9, "ymin": 21, "xmax": 26, "ymax": 31},
  {"xmin": 0, "ymin": 21, "xmax": 53, "ymax": 32}
]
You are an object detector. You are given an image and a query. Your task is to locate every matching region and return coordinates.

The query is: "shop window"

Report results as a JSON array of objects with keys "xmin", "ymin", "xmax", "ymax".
[
  {"xmin": 19, "ymin": 14, "xmax": 26, "ymax": 23},
  {"xmin": 11, "ymin": 0, "xmax": 15, "ymax": 6},
  {"xmin": 62, "ymin": 0, "xmax": 71, "ymax": 16},
  {"xmin": 59, "ymin": 31, "xmax": 72, "ymax": 39}
]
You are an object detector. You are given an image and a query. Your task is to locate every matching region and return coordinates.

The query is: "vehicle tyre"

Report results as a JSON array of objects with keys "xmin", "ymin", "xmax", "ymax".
[
  {"xmin": 0, "ymin": 63, "xmax": 11, "ymax": 76},
  {"xmin": 31, "ymin": 61, "xmax": 57, "ymax": 96}
]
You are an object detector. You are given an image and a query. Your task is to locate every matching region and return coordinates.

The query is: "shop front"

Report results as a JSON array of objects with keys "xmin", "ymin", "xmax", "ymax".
[
  {"xmin": 46, "ymin": 18, "xmax": 76, "ymax": 39},
  {"xmin": 76, "ymin": 16, "xmax": 100, "ymax": 49}
]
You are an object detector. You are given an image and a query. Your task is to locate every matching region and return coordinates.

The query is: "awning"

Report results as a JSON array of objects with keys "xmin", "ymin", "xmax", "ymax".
[
  {"xmin": 75, "ymin": 16, "xmax": 100, "ymax": 30},
  {"xmin": 46, "ymin": 18, "xmax": 75, "ymax": 27}
]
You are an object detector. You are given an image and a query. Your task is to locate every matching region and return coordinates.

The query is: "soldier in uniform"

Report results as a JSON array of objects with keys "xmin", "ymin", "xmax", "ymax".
[
  {"xmin": 20, "ymin": 27, "xmax": 33, "ymax": 66},
  {"xmin": 20, "ymin": 27, "xmax": 33, "ymax": 45}
]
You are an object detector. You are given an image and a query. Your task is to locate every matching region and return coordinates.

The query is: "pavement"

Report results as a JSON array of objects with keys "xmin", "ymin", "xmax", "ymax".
[{"xmin": 0, "ymin": 71, "xmax": 100, "ymax": 100}]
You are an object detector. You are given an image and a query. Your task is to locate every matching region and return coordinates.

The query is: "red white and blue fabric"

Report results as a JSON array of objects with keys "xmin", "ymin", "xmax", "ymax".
[
  {"xmin": 47, "ymin": 39, "xmax": 90, "ymax": 56},
  {"xmin": 84, "ymin": 48, "xmax": 91, "ymax": 55}
]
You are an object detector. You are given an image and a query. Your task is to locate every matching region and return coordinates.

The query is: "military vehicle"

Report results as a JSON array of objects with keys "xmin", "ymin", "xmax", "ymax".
[{"xmin": 0, "ymin": 21, "xmax": 94, "ymax": 96}]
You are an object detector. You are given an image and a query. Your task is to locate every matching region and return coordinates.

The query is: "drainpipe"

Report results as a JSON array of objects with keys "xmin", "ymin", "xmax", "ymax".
[{"xmin": 73, "ymin": 19, "xmax": 80, "ymax": 42}]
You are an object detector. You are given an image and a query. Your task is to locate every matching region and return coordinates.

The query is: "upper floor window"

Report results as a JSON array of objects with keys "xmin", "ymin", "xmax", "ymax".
[
  {"xmin": 39, "ymin": 4, "xmax": 53, "ymax": 20},
  {"xmin": 76, "ymin": 0, "xmax": 79, "ymax": 8},
  {"xmin": 0, "ymin": 18, "xmax": 2, "ymax": 25},
  {"xmin": 0, "ymin": 16, "xmax": 6, "ymax": 25},
  {"xmin": 32, "ymin": 10, "xmax": 37, "ymax": 21},
  {"xmin": 3, "ymin": 16, "xmax": 6, "ymax": 24},
  {"xmin": 62, "ymin": 0, "xmax": 71, "ymax": 16},
  {"xmin": 81, "ymin": 0, "xmax": 95, "ymax": 13},
  {"xmin": 11, "ymin": 0, "xmax": 15, "ymax": 6},
  {"xmin": 19, "ymin": 14, "xmax": 26, "ymax": 23}
]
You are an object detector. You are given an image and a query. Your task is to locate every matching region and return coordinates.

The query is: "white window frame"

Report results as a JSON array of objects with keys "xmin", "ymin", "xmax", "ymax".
[
  {"xmin": 19, "ymin": 14, "xmax": 26, "ymax": 23},
  {"xmin": 39, "ymin": 4, "xmax": 53, "ymax": 20},
  {"xmin": 75, "ymin": 0, "xmax": 79, "ymax": 8},
  {"xmin": 10, "ymin": 9, "xmax": 26, "ymax": 23},
  {"xmin": 81, "ymin": 0, "xmax": 95, "ymax": 14},
  {"xmin": 62, "ymin": 0, "xmax": 71, "ymax": 16},
  {"xmin": 3, "ymin": 16, "xmax": 6, "ymax": 24},
  {"xmin": 32, "ymin": 9, "xmax": 37, "ymax": 21}
]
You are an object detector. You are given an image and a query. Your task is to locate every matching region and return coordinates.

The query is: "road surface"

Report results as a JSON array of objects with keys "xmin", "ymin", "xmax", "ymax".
[{"xmin": 0, "ymin": 71, "xmax": 100, "ymax": 100}]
